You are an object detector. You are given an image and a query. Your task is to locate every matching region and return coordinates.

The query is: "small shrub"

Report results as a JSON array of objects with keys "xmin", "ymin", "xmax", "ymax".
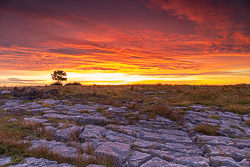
[
  {"xmin": 51, "ymin": 82, "xmax": 63, "ymax": 86},
  {"xmin": 64, "ymin": 82, "xmax": 82, "ymax": 86}
]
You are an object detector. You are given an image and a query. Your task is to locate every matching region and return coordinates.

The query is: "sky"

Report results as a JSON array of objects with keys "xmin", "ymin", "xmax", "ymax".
[{"xmin": 0, "ymin": 0, "xmax": 250, "ymax": 86}]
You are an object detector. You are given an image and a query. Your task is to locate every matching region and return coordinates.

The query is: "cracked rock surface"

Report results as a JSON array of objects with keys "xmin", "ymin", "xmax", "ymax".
[{"xmin": 0, "ymin": 93, "xmax": 250, "ymax": 167}]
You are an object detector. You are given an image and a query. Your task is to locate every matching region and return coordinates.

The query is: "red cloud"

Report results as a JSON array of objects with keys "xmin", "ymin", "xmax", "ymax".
[{"xmin": 143, "ymin": 0, "xmax": 250, "ymax": 53}]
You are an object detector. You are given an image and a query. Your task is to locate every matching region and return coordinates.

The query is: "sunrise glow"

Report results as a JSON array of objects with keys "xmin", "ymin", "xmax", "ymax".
[{"xmin": 0, "ymin": 0, "xmax": 249, "ymax": 86}]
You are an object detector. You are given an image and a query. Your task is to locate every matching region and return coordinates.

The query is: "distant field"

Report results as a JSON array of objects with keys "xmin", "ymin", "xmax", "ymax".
[{"xmin": 1, "ymin": 84, "xmax": 250, "ymax": 116}]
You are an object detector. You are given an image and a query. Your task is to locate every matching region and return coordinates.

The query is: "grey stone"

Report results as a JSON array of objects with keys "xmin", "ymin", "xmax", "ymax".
[
  {"xmin": 164, "ymin": 143, "xmax": 203, "ymax": 155},
  {"xmin": 195, "ymin": 135, "xmax": 250, "ymax": 149},
  {"xmin": 205, "ymin": 145, "xmax": 250, "ymax": 162},
  {"xmin": 42, "ymin": 99, "xmax": 61, "ymax": 105},
  {"xmin": 73, "ymin": 115, "xmax": 109, "ymax": 125},
  {"xmin": 95, "ymin": 142, "xmax": 130, "ymax": 166},
  {"xmin": 43, "ymin": 109, "xmax": 58, "ymax": 114},
  {"xmin": 195, "ymin": 135, "xmax": 231, "ymax": 146},
  {"xmin": 42, "ymin": 113, "xmax": 70, "ymax": 120},
  {"xmin": 0, "ymin": 156, "xmax": 11, "ymax": 165},
  {"xmin": 137, "ymin": 148, "xmax": 185, "ymax": 162},
  {"xmin": 176, "ymin": 156, "xmax": 210, "ymax": 167},
  {"xmin": 45, "ymin": 126, "xmax": 57, "ymax": 135},
  {"xmin": 86, "ymin": 165, "xmax": 105, "ymax": 167},
  {"xmin": 0, "ymin": 90, "xmax": 11, "ymax": 95},
  {"xmin": 155, "ymin": 116, "xmax": 172, "ymax": 123},
  {"xmin": 156, "ymin": 129, "xmax": 189, "ymax": 137},
  {"xmin": 190, "ymin": 105, "xmax": 209, "ymax": 111},
  {"xmin": 1, "ymin": 100, "xmax": 21, "ymax": 108},
  {"xmin": 128, "ymin": 151, "xmax": 151, "ymax": 167},
  {"xmin": 54, "ymin": 126, "xmax": 84, "ymax": 142},
  {"xmin": 106, "ymin": 125, "xmax": 144, "ymax": 138},
  {"xmin": 79, "ymin": 125, "xmax": 106, "ymax": 142},
  {"xmin": 238, "ymin": 159, "xmax": 250, "ymax": 167},
  {"xmin": 142, "ymin": 131, "xmax": 192, "ymax": 144},
  {"xmin": 140, "ymin": 157, "xmax": 186, "ymax": 167},
  {"xmin": 3, "ymin": 90, "xmax": 250, "ymax": 167},
  {"xmin": 132, "ymin": 138, "xmax": 161, "ymax": 149},
  {"xmin": 106, "ymin": 130, "xmax": 135, "ymax": 144},
  {"xmin": 8, "ymin": 157, "xmax": 74, "ymax": 167},
  {"xmin": 106, "ymin": 106, "xmax": 126, "ymax": 113},
  {"xmin": 30, "ymin": 140, "xmax": 77, "ymax": 159},
  {"xmin": 24, "ymin": 117, "xmax": 49, "ymax": 123},
  {"xmin": 209, "ymin": 156, "xmax": 241, "ymax": 167}
]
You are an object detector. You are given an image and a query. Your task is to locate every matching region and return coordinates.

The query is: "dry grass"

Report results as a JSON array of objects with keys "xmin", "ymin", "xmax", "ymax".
[
  {"xmin": 0, "ymin": 114, "xmax": 111, "ymax": 167},
  {"xmin": 48, "ymin": 117, "xmax": 81, "ymax": 127},
  {"xmin": 209, "ymin": 115, "xmax": 221, "ymax": 120},
  {"xmin": 68, "ymin": 129, "xmax": 81, "ymax": 143},
  {"xmin": 229, "ymin": 125, "xmax": 245, "ymax": 133},
  {"xmin": 85, "ymin": 142, "xmax": 95, "ymax": 155},
  {"xmin": 96, "ymin": 107, "xmax": 112, "ymax": 118},
  {"xmin": 193, "ymin": 124, "xmax": 220, "ymax": 136},
  {"xmin": 1, "ymin": 84, "xmax": 250, "ymax": 115},
  {"xmin": 143, "ymin": 104, "xmax": 184, "ymax": 122},
  {"xmin": 28, "ymin": 144, "xmax": 113, "ymax": 167},
  {"xmin": 244, "ymin": 120, "xmax": 250, "ymax": 127},
  {"xmin": 0, "ymin": 84, "xmax": 249, "ymax": 166}
]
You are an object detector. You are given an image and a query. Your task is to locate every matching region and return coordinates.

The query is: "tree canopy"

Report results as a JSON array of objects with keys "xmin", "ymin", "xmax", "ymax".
[{"xmin": 51, "ymin": 70, "xmax": 67, "ymax": 84}]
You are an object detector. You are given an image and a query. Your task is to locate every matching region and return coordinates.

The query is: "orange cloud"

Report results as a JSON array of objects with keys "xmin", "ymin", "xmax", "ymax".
[{"xmin": 0, "ymin": 0, "xmax": 249, "ymax": 85}]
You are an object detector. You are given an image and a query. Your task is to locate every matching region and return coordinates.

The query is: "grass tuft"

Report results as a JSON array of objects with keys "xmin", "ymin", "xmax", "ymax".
[
  {"xmin": 244, "ymin": 120, "xmax": 250, "ymax": 127},
  {"xmin": 209, "ymin": 115, "xmax": 220, "ymax": 120},
  {"xmin": 143, "ymin": 104, "xmax": 184, "ymax": 122},
  {"xmin": 229, "ymin": 125, "xmax": 245, "ymax": 133},
  {"xmin": 193, "ymin": 124, "xmax": 220, "ymax": 136}
]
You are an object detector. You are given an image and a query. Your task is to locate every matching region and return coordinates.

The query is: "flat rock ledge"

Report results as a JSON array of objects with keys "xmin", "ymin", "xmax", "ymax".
[{"xmin": 0, "ymin": 97, "xmax": 250, "ymax": 167}]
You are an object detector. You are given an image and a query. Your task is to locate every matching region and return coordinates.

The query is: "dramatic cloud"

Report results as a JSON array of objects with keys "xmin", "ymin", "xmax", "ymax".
[{"xmin": 0, "ymin": 0, "xmax": 249, "ymax": 85}]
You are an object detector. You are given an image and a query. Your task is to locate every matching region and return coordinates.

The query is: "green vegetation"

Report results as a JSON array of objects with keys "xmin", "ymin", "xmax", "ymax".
[
  {"xmin": 0, "ymin": 84, "xmax": 249, "ymax": 166},
  {"xmin": 96, "ymin": 107, "xmax": 112, "ymax": 118},
  {"xmin": 244, "ymin": 120, "xmax": 250, "ymax": 127},
  {"xmin": 0, "ymin": 111, "xmax": 112, "ymax": 166},
  {"xmin": 193, "ymin": 124, "xmax": 220, "ymax": 136},
  {"xmin": 229, "ymin": 125, "xmax": 245, "ymax": 133},
  {"xmin": 143, "ymin": 104, "xmax": 183, "ymax": 122},
  {"xmin": 209, "ymin": 114, "xmax": 220, "ymax": 120},
  {"xmin": 1, "ymin": 84, "xmax": 250, "ymax": 116}
]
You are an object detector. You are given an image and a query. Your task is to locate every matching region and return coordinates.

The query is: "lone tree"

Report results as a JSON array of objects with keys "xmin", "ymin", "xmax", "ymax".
[{"xmin": 51, "ymin": 70, "xmax": 67, "ymax": 84}]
